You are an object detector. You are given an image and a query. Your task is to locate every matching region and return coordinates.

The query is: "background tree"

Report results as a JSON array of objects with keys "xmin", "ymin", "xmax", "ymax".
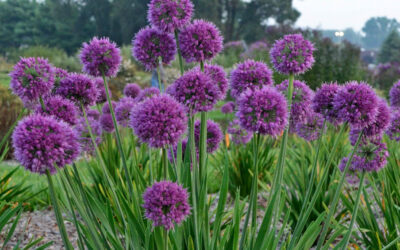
[
  {"xmin": 362, "ymin": 17, "xmax": 399, "ymax": 49},
  {"xmin": 378, "ymin": 30, "xmax": 400, "ymax": 63}
]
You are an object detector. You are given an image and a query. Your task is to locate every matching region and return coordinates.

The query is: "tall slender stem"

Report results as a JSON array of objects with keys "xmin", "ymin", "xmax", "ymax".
[
  {"xmin": 174, "ymin": 29, "xmax": 184, "ymax": 75},
  {"xmin": 101, "ymin": 72, "xmax": 134, "ymax": 200},
  {"xmin": 46, "ymin": 170, "xmax": 73, "ymax": 250},
  {"xmin": 157, "ymin": 57, "xmax": 163, "ymax": 92},
  {"xmin": 164, "ymin": 229, "xmax": 168, "ymax": 250},
  {"xmin": 39, "ymin": 97, "xmax": 46, "ymax": 112},
  {"xmin": 163, "ymin": 147, "xmax": 168, "ymax": 179}
]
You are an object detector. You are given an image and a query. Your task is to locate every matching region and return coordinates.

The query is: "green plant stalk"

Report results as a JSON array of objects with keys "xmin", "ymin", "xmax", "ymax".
[
  {"xmin": 39, "ymin": 96, "xmax": 46, "ymax": 112},
  {"xmin": 174, "ymin": 29, "xmax": 184, "ymax": 75},
  {"xmin": 251, "ymin": 134, "xmax": 260, "ymax": 232},
  {"xmin": 164, "ymin": 229, "xmax": 168, "ymax": 250},
  {"xmin": 157, "ymin": 57, "xmax": 163, "ymax": 91},
  {"xmin": 316, "ymin": 130, "xmax": 364, "ymax": 250},
  {"xmin": 340, "ymin": 171, "xmax": 366, "ymax": 249},
  {"xmin": 163, "ymin": 147, "xmax": 168, "ymax": 179},
  {"xmin": 46, "ymin": 169, "xmax": 73, "ymax": 250},
  {"xmin": 101, "ymin": 72, "xmax": 134, "ymax": 201}
]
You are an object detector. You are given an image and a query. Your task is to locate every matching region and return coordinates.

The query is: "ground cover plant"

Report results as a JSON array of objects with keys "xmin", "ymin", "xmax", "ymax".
[{"xmin": 1, "ymin": 0, "xmax": 400, "ymax": 249}]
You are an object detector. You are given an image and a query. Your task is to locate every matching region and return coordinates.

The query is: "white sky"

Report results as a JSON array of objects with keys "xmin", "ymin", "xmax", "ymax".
[{"xmin": 293, "ymin": 0, "xmax": 400, "ymax": 31}]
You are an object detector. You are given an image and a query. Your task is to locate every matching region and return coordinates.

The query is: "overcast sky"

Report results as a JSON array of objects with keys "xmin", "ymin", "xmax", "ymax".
[{"xmin": 293, "ymin": 0, "xmax": 400, "ymax": 31}]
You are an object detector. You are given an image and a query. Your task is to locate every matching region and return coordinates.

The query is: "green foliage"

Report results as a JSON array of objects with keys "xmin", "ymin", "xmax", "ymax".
[{"xmin": 379, "ymin": 30, "xmax": 400, "ymax": 64}]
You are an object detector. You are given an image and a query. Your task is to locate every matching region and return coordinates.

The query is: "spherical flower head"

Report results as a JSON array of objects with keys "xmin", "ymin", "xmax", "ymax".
[
  {"xmin": 75, "ymin": 116, "xmax": 102, "ymax": 154},
  {"xmin": 132, "ymin": 27, "xmax": 176, "ymax": 71},
  {"xmin": 270, "ymin": 33, "xmax": 315, "ymax": 75},
  {"xmin": 312, "ymin": 83, "xmax": 343, "ymax": 124},
  {"xmin": 86, "ymin": 109, "xmax": 100, "ymax": 120},
  {"xmin": 80, "ymin": 37, "xmax": 121, "ymax": 77},
  {"xmin": 135, "ymin": 87, "xmax": 160, "ymax": 103},
  {"xmin": 10, "ymin": 57, "xmax": 55, "ymax": 105},
  {"xmin": 130, "ymin": 94, "xmax": 187, "ymax": 148},
  {"xmin": 237, "ymin": 87, "xmax": 288, "ymax": 136},
  {"xmin": 333, "ymin": 81, "xmax": 378, "ymax": 129},
  {"xmin": 101, "ymin": 101, "xmax": 117, "ymax": 114},
  {"xmin": 276, "ymin": 79, "xmax": 314, "ymax": 124},
  {"xmin": 230, "ymin": 60, "xmax": 273, "ymax": 99},
  {"xmin": 12, "ymin": 114, "xmax": 80, "ymax": 174},
  {"xmin": 227, "ymin": 119, "xmax": 253, "ymax": 144},
  {"xmin": 100, "ymin": 113, "xmax": 115, "ymax": 133},
  {"xmin": 167, "ymin": 69, "xmax": 219, "ymax": 114},
  {"xmin": 195, "ymin": 64, "xmax": 228, "ymax": 100},
  {"xmin": 179, "ymin": 19, "xmax": 223, "ymax": 63},
  {"xmin": 56, "ymin": 73, "xmax": 97, "ymax": 108},
  {"xmin": 94, "ymin": 77, "xmax": 111, "ymax": 104},
  {"xmin": 295, "ymin": 112, "xmax": 324, "ymax": 141},
  {"xmin": 52, "ymin": 67, "xmax": 68, "ymax": 94},
  {"xmin": 148, "ymin": 0, "xmax": 193, "ymax": 32},
  {"xmin": 389, "ymin": 80, "xmax": 400, "ymax": 107},
  {"xmin": 339, "ymin": 140, "xmax": 388, "ymax": 172},
  {"xmin": 143, "ymin": 181, "xmax": 190, "ymax": 230},
  {"xmin": 124, "ymin": 83, "xmax": 141, "ymax": 99},
  {"xmin": 115, "ymin": 97, "xmax": 136, "ymax": 127},
  {"xmin": 168, "ymin": 139, "xmax": 188, "ymax": 163},
  {"xmin": 194, "ymin": 120, "xmax": 223, "ymax": 154},
  {"xmin": 221, "ymin": 101, "xmax": 235, "ymax": 114},
  {"xmin": 35, "ymin": 95, "xmax": 78, "ymax": 126}
]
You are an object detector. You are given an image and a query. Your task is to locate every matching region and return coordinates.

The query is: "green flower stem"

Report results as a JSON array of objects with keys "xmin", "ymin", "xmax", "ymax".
[
  {"xmin": 316, "ymin": 130, "xmax": 364, "ymax": 250},
  {"xmin": 157, "ymin": 57, "xmax": 163, "ymax": 91},
  {"xmin": 163, "ymin": 147, "xmax": 168, "ymax": 179},
  {"xmin": 164, "ymin": 228, "xmax": 168, "ymax": 250},
  {"xmin": 39, "ymin": 97, "xmax": 46, "ymax": 112},
  {"xmin": 340, "ymin": 171, "xmax": 366, "ymax": 249},
  {"xmin": 46, "ymin": 169, "xmax": 73, "ymax": 250},
  {"xmin": 174, "ymin": 29, "xmax": 184, "ymax": 75},
  {"xmin": 101, "ymin": 72, "xmax": 134, "ymax": 201}
]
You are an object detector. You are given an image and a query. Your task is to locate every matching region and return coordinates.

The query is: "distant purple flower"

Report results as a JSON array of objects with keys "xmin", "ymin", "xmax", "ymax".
[
  {"xmin": 242, "ymin": 41, "xmax": 269, "ymax": 59},
  {"xmin": 386, "ymin": 108, "xmax": 400, "ymax": 141},
  {"xmin": 179, "ymin": 19, "xmax": 223, "ymax": 63},
  {"xmin": 115, "ymin": 97, "xmax": 136, "ymax": 127},
  {"xmin": 130, "ymin": 94, "xmax": 187, "ymax": 148},
  {"xmin": 312, "ymin": 83, "xmax": 343, "ymax": 124},
  {"xmin": 295, "ymin": 112, "xmax": 324, "ymax": 141},
  {"xmin": 333, "ymin": 81, "xmax": 378, "ymax": 129},
  {"xmin": 230, "ymin": 60, "xmax": 273, "ymax": 99},
  {"xmin": 94, "ymin": 77, "xmax": 111, "ymax": 104},
  {"xmin": 132, "ymin": 27, "xmax": 176, "ymax": 70},
  {"xmin": 237, "ymin": 87, "xmax": 288, "ymax": 136},
  {"xmin": 56, "ymin": 73, "xmax": 97, "ymax": 108},
  {"xmin": 86, "ymin": 109, "xmax": 100, "ymax": 120},
  {"xmin": 124, "ymin": 83, "xmax": 141, "ymax": 99},
  {"xmin": 148, "ymin": 0, "xmax": 193, "ymax": 33},
  {"xmin": 194, "ymin": 120, "xmax": 223, "ymax": 153},
  {"xmin": 168, "ymin": 139, "xmax": 188, "ymax": 163},
  {"xmin": 100, "ymin": 113, "xmax": 115, "ymax": 133},
  {"xmin": 10, "ymin": 57, "xmax": 55, "ymax": 105},
  {"xmin": 195, "ymin": 64, "xmax": 228, "ymax": 100},
  {"xmin": 102, "ymin": 101, "xmax": 117, "ymax": 114},
  {"xmin": 143, "ymin": 181, "xmax": 190, "ymax": 230},
  {"xmin": 270, "ymin": 33, "xmax": 315, "ymax": 75},
  {"xmin": 35, "ymin": 95, "xmax": 78, "ymax": 126},
  {"xmin": 224, "ymin": 41, "xmax": 245, "ymax": 52},
  {"xmin": 52, "ymin": 67, "xmax": 68, "ymax": 93},
  {"xmin": 12, "ymin": 114, "xmax": 80, "ymax": 174},
  {"xmin": 339, "ymin": 140, "xmax": 388, "ymax": 172},
  {"xmin": 80, "ymin": 37, "xmax": 121, "ymax": 77},
  {"xmin": 227, "ymin": 119, "xmax": 253, "ymax": 144},
  {"xmin": 75, "ymin": 116, "xmax": 102, "ymax": 154},
  {"xmin": 276, "ymin": 79, "xmax": 314, "ymax": 125},
  {"xmin": 167, "ymin": 69, "xmax": 219, "ymax": 114},
  {"xmin": 135, "ymin": 87, "xmax": 160, "ymax": 103},
  {"xmin": 221, "ymin": 101, "xmax": 235, "ymax": 114},
  {"xmin": 389, "ymin": 80, "xmax": 400, "ymax": 107}
]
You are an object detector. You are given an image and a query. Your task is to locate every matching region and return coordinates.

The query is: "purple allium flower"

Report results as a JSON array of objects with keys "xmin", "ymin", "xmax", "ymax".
[
  {"xmin": 168, "ymin": 139, "xmax": 188, "ymax": 163},
  {"xmin": 115, "ymin": 97, "xmax": 136, "ymax": 127},
  {"xmin": 35, "ymin": 95, "xmax": 78, "ymax": 126},
  {"xmin": 148, "ymin": 0, "xmax": 193, "ymax": 33},
  {"xmin": 143, "ymin": 181, "xmax": 190, "ymax": 230},
  {"xmin": 75, "ymin": 116, "xmax": 102, "ymax": 154},
  {"xmin": 167, "ymin": 69, "xmax": 219, "ymax": 114},
  {"xmin": 12, "ymin": 114, "xmax": 80, "ymax": 174},
  {"xmin": 312, "ymin": 83, "xmax": 343, "ymax": 124},
  {"xmin": 52, "ymin": 67, "xmax": 68, "ymax": 93},
  {"xmin": 100, "ymin": 113, "xmax": 115, "ymax": 133},
  {"xmin": 224, "ymin": 41, "xmax": 245, "ymax": 52},
  {"xmin": 124, "ymin": 83, "xmax": 141, "ymax": 99},
  {"xmin": 86, "ymin": 109, "xmax": 100, "ymax": 120},
  {"xmin": 101, "ymin": 101, "xmax": 117, "ymax": 114},
  {"xmin": 194, "ymin": 120, "xmax": 223, "ymax": 154},
  {"xmin": 295, "ymin": 112, "xmax": 324, "ymax": 141},
  {"xmin": 339, "ymin": 140, "xmax": 388, "ymax": 172},
  {"xmin": 236, "ymin": 87, "xmax": 288, "ymax": 136},
  {"xmin": 387, "ymin": 108, "xmax": 400, "ymax": 141},
  {"xmin": 227, "ymin": 119, "xmax": 253, "ymax": 144},
  {"xmin": 179, "ymin": 19, "xmax": 223, "ymax": 63},
  {"xmin": 389, "ymin": 80, "xmax": 400, "ymax": 107},
  {"xmin": 221, "ymin": 101, "xmax": 235, "ymax": 114},
  {"xmin": 56, "ymin": 73, "xmax": 97, "ymax": 108},
  {"xmin": 195, "ymin": 64, "xmax": 228, "ymax": 100},
  {"xmin": 333, "ymin": 81, "xmax": 378, "ymax": 129},
  {"xmin": 270, "ymin": 33, "xmax": 315, "ymax": 75},
  {"xmin": 130, "ymin": 94, "xmax": 187, "ymax": 148},
  {"xmin": 94, "ymin": 77, "xmax": 111, "ymax": 104},
  {"xmin": 230, "ymin": 60, "xmax": 273, "ymax": 99},
  {"xmin": 80, "ymin": 37, "xmax": 121, "ymax": 77},
  {"xmin": 135, "ymin": 87, "xmax": 160, "ymax": 103},
  {"xmin": 10, "ymin": 57, "xmax": 55, "ymax": 105},
  {"xmin": 276, "ymin": 79, "xmax": 314, "ymax": 124},
  {"xmin": 132, "ymin": 27, "xmax": 176, "ymax": 71}
]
